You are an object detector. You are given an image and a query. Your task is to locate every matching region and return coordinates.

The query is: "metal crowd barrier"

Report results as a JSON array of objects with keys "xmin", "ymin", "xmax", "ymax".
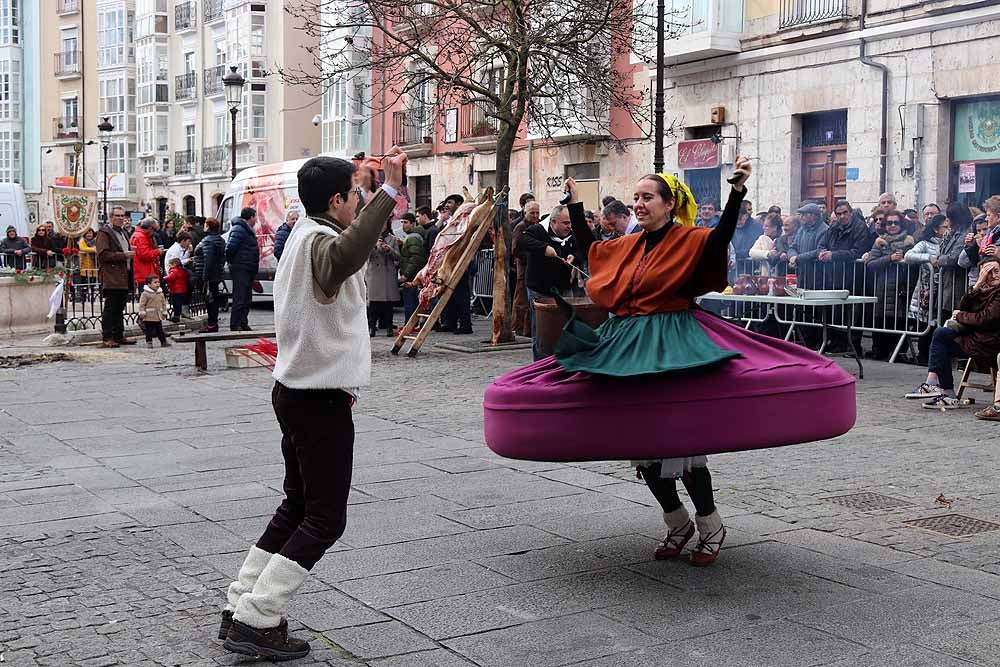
[
  {"xmin": 471, "ymin": 248, "xmax": 495, "ymax": 315},
  {"xmin": 718, "ymin": 256, "xmax": 970, "ymax": 363}
]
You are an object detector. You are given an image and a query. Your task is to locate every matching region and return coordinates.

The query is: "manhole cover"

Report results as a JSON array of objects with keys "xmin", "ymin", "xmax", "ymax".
[
  {"xmin": 904, "ymin": 514, "xmax": 1000, "ymax": 537},
  {"xmin": 823, "ymin": 492, "xmax": 912, "ymax": 511}
]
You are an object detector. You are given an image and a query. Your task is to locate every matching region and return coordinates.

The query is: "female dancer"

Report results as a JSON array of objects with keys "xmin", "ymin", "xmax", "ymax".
[{"xmin": 555, "ymin": 157, "xmax": 753, "ymax": 566}]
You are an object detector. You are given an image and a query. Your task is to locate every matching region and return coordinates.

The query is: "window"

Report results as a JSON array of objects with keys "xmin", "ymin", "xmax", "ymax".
[
  {"xmin": 100, "ymin": 76, "xmax": 133, "ymax": 132},
  {"xmin": 61, "ymin": 30, "xmax": 79, "ymax": 62},
  {"xmin": 184, "ymin": 52, "xmax": 195, "ymax": 74},
  {"xmin": 137, "ymin": 42, "xmax": 169, "ymax": 106},
  {"xmin": 62, "ymin": 97, "xmax": 78, "ymax": 122},
  {"xmin": 0, "ymin": 129, "xmax": 21, "ymax": 182},
  {"xmin": 214, "ymin": 113, "xmax": 226, "ymax": 145},
  {"xmin": 240, "ymin": 92, "xmax": 266, "ymax": 140},
  {"xmin": 185, "ymin": 124, "xmax": 195, "ymax": 154},
  {"xmin": 138, "ymin": 112, "xmax": 167, "ymax": 153},
  {"xmin": 65, "ymin": 153, "xmax": 77, "ymax": 180},
  {"xmin": 0, "ymin": 0, "xmax": 19, "ymax": 46},
  {"xmin": 98, "ymin": 7, "xmax": 134, "ymax": 67},
  {"xmin": 0, "ymin": 57, "xmax": 21, "ymax": 121},
  {"xmin": 183, "ymin": 196, "xmax": 196, "ymax": 217}
]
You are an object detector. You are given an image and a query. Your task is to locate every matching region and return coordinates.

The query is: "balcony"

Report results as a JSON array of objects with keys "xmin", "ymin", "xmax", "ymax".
[
  {"xmin": 53, "ymin": 117, "xmax": 80, "ymax": 141},
  {"xmin": 174, "ymin": 150, "xmax": 196, "ymax": 176},
  {"xmin": 175, "ymin": 72, "xmax": 197, "ymax": 102},
  {"xmin": 175, "ymin": 1, "xmax": 196, "ymax": 31},
  {"xmin": 56, "ymin": 0, "xmax": 80, "ymax": 15},
  {"xmin": 54, "ymin": 52, "xmax": 82, "ymax": 78},
  {"xmin": 392, "ymin": 109, "xmax": 434, "ymax": 157},
  {"xmin": 779, "ymin": 0, "xmax": 849, "ymax": 28},
  {"xmin": 459, "ymin": 102, "xmax": 501, "ymax": 150},
  {"xmin": 202, "ymin": 145, "xmax": 231, "ymax": 174},
  {"xmin": 637, "ymin": 0, "xmax": 742, "ymax": 65},
  {"xmin": 204, "ymin": 0, "xmax": 224, "ymax": 23},
  {"xmin": 204, "ymin": 65, "xmax": 225, "ymax": 96}
]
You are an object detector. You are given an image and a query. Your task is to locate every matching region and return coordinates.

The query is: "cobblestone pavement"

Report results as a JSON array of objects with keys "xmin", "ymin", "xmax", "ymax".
[{"xmin": 3, "ymin": 310, "xmax": 1000, "ymax": 666}]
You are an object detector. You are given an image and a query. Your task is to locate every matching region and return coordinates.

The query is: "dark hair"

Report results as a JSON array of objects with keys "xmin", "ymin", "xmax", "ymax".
[
  {"xmin": 145, "ymin": 274, "xmax": 159, "ymax": 285},
  {"xmin": 601, "ymin": 196, "xmax": 617, "ymax": 208},
  {"xmin": 401, "ymin": 212, "xmax": 416, "ymax": 224},
  {"xmin": 240, "ymin": 206, "xmax": 257, "ymax": 221},
  {"xmin": 923, "ymin": 203, "xmax": 941, "ymax": 213},
  {"xmin": 204, "ymin": 217, "xmax": 221, "ymax": 232},
  {"xmin": 176, "ymin": 232, "xmax": 192, "ymax": 242},
  {"xmin": 445, "ymin": 194, "xmax": 464, "ymax": 205},
  {"xmin": 834, "ymin": 200, "xmax": 851, "ymax": 212},
  {"xmin": 768, "ymin": 205, "xmax": 782, "ymax": 214},
  {"xmin": 519, "ymin": 192, "xmax": 535, "ymax": 208},
  {"xmin": 639, "ymin": 174, "xmax": 675, "ymax": 204},
  {"xmin": 700, "ymin": 201, "xmax": 718, "ymax": 210},
  {"xmin": 918, "ymin": 214, "xmax": 947, "ymax": 241},
  {"xmin": 884, "ymin": 210, "xmax": 904, "ymax": 227},
  {"xmin": 297, "ymin": 156, "xmax": 357, "ymax": 216},
  {"xmin": 584, "ymin": 210, "xmax": 595, "ymax": 220},
  {"xmin": 945, "ymin": 202, "xmax": 973, "ymax": 232},
  {"xmin": 416, "ymin": 206, "xmax": 433, "ymax": 216},
  {"xmin": 603, "ymin": 200, "xmax": 630, "ymax": 220}
]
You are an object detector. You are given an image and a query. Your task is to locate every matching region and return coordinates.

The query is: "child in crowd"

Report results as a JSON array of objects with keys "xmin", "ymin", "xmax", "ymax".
[
  {"xmin": 138, "ymin": 274, "xmax": 171, "ymax": 348},
  {"xmin": 164, "ymin": 257, "xmax": 189, "ymax": 323}
]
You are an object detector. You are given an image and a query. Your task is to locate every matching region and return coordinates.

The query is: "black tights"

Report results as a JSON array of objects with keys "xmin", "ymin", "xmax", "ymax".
[{"xmin": 638, "ymin": 463, "xmax": 716, "ymax": 517}]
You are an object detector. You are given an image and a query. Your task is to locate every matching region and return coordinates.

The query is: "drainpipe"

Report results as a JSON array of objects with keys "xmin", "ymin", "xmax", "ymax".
[{"xmin": 859, "ymin": 0, "xmax": 889, "ymax": 196}]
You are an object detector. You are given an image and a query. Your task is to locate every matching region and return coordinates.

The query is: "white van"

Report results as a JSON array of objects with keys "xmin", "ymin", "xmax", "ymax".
[
  {"xmin": 216, "ymin": 154, "xmax": 364, "ymax": 299},
  {"xmin": 0, "ymin": 183, "xmax": 31, "ymax": 237}
]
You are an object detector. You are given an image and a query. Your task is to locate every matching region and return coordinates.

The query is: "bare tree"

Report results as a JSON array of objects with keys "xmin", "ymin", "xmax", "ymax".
[{"xmin": 282, "ymin": 0, "xmax": 676, "ymax": 343}]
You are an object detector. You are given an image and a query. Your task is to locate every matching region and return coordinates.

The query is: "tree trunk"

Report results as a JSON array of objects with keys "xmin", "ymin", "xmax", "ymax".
[{"xmin": 490, "ymin": 126, "xmax": 517, "ymax": 345}]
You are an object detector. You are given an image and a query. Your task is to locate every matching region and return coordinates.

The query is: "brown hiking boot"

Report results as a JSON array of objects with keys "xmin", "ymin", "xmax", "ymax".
[{"xmin": 223, "ymin": 618, "xmax": 310, "ymax": 661}]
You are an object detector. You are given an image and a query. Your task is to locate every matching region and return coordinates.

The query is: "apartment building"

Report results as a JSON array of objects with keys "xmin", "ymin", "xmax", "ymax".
[
  {"xmin": 3, "ymin": 0, "xmax": 42, "ymax": 223},
  {"xmin": 138, "ymin": 0, "xmax": 320, "ymax": 221},
  {"xmin": 647, "ymin": 0, "xmax": 1000, "ymax": 213}
]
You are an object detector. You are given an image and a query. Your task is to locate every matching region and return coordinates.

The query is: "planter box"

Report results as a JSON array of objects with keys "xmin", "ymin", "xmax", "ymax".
[{"xmin": 0, "ymin": 277, "xmax": 56, "ymax": 336}]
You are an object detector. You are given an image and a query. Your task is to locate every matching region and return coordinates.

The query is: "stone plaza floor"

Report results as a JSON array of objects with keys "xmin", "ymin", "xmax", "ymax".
[{"xmin": 2, "ymin": 310, "xmax": 1000, "ymax": 666}]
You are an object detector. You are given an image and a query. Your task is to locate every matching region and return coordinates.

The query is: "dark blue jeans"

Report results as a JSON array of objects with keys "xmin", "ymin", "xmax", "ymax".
[
  {"xmin": 229, "ymin": 269, "xmax": 254, "ymax": 330},
  {"xmin": 928, "ymin": 326, "xmax": 963, "ymax": 390},
  {"xmin": 402, "ymin": 285, "xmax": 420, "ymax": 323}
]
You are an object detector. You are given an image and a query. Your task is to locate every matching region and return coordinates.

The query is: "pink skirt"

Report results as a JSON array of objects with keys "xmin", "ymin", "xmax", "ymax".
[{"xmin": 483, "ymin": 310, "xmax": 856, "ymax": 462}]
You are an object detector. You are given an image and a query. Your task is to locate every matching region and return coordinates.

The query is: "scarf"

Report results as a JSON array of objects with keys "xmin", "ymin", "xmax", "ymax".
[{"xmin": 655, "ymin": 173, "xmax": 697, "ymax": 228}]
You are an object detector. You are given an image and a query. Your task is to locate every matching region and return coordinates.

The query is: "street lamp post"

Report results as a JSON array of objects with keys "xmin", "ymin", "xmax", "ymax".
[
  {"xmin": 223, "ymin": 65, "xmax": 246, "ymax": 180},
  {"xmin": 653, "ymin": 0, "xmax": 665, "ymax": 173},
  {"xmin": 98, "ymin": 117, "xmax": 115, "ymax": 223}
]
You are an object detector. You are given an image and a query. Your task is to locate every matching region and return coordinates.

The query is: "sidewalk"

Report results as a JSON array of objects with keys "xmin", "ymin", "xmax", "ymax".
[{"xmin": 2, "ymin": 315, "xmax": 1000, "ymax": 666}]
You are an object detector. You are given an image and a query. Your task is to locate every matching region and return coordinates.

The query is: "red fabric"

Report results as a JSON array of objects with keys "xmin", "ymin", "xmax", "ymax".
[
  {"xmin": 586, "ymin": 226, "xmax": 722, "ymax": 317},
  {"xmin": 130, "ymin": 230, "xmax": 161, "ymax": 285},
  {"xmin": 164, "ymin": 265, "xmax": 189, "ymax": 294}
]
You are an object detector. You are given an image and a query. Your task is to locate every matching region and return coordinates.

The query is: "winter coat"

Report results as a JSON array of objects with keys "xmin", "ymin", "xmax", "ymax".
[
  {"xmin": 94, "ymin": 224, "xmax": 132, "ymax": 290},
  {"xmin": 748, "ymin": 235, "xmax": 776, "ymax": 276},
  {"xmin": 130, "ymin": 230, "xmax": 162, "ymax": 285},
  {"xmin": 78, "ymin": 236, "xmax": 98, "ymax": 277},
  {"xmin": 771, "ymin": 233, "xmax": 794, "ymax": 277},
  {"xmin": 1, "ymin": 232, "xmax": 28, "ymax": 269},
  {"xmin": 422, "ymin": 223, "xmax": 440, "ymax": 253},
  {"xmin": 904, "ymin": 236, "xmax": 941, "ymax": 322},
  {"xmin": 865, "ymin": 231, "xmax": 916, "ymax": 325},
  {"xmin": 789, "ymin": 220, "xmax": 829, "ymax": 288},
  {"xmin": 732, "ymin": 219, "xmax": 764, "ymax": 261},
  {"xmin": 953, "ymin": 282, "xmax": 1000, "ymax": 365},
  {"xmin": 366, "ymin": 233, "xmax": 401, "ymax": 302},
  {"xmin": 398, "ymin": 231, "xmax": 427, "ymax": 281},
  {"xmin": 817, "ymin": 217, "xmax": 874, "ymax": 290},
  {"xmin": 164, "ymin": 265, "xmax": 189, "ymax": 295},
  {"xmin": 30, "ymin": 233, "xmax": 53, "ymax": 256},
  {"xmin": 225, "ymin": 217, "xmax": 260, "ymax": 273},
  {"xmin": 936, "ymin": 225, "xmax": 971, "ymax": 314},
  {"xmin": 155, "ymin": 228, "xmax": 175, "ymax": 249},
  {"xmin": 193, "ymin": 232, "xmax": 226, "ymax": 283},
  {"xmin": 273, "ymin": 223, "xmax": 292, "ymax": 262},
  {"xmin": 137, "ymin": 285, "xmax": 167, "ymax": 322},
  {"xmin": 519, "ymin": 222, "xmax": 578, "ymax": 294}
]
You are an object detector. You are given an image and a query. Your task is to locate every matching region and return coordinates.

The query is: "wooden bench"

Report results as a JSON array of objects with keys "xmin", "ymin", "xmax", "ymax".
[{"xmin": 175, "ymin": 330, "xmax": 275, "ymax": 371}]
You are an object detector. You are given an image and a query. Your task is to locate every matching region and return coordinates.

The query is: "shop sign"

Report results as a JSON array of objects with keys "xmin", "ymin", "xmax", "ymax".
[
  {"xmin": 954, "ymin": 99, "xmax": 1000, "ymax": 161},
  {"xmin": 677, "ymin": 139, "xmax": 719, "ymax": 170}
]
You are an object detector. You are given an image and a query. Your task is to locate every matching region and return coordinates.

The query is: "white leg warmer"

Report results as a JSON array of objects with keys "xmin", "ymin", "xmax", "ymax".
[
  {"xmin": 663, "ymin": 505, "xmax": 691, "ymax": 531},
  {"xmin": 225, "ymin": 546, "xmax": 273, "ymax": 612},
  {"xmin": 233, "ymin": 553, "xmax": 309, "ymax": 630}
]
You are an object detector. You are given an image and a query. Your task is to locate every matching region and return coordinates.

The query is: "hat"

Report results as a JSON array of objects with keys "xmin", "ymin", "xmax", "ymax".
[
  {"xmin": 797, "ymin": 202, "xmax": 822, "ymax": 216},
  {"xmin": 974, "ymin": 213, "xmax": 987, "ymax": 223},
  {"xmin": 5, "ymin": 225, "xmax": 15, "ymax": 233}
]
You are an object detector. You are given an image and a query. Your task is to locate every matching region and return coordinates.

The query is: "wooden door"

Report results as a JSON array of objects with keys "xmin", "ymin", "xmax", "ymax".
[{"xmin": 801, "ymin": 146, "xmax": 847, "ymax": 210}]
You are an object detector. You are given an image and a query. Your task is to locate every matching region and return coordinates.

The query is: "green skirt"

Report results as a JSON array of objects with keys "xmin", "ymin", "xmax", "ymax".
[{"xmin": 554, "ymin": 310, "xmax": 739, "ymax": 377}]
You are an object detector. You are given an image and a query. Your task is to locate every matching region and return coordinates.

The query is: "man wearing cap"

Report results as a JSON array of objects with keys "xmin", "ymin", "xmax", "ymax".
[{"xmin": 789, "ymin": 202, "xmax": 829, "ymax": 290}]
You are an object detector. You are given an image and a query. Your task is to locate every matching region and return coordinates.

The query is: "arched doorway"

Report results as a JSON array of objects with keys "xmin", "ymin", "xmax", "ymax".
[
  {"xmin": 212, "ymin": 193, "xmax": 224, "ymax": 217},
  {"xmin": 183, "ymin": 195, "xmax": 197, "ymax": 217},
  {"xmin": 156, "ymin": 197, "xmax": 168, "ymax": 223}
]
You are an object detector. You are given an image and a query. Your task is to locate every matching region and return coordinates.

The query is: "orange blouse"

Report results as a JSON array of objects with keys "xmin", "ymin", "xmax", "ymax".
[{"xmin": 585, "ymin": 225, "xmax": 726, "ymax": 317}]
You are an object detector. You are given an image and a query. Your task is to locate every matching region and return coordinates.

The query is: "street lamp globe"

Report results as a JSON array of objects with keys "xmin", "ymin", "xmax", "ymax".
[
  {"xmin": 98, "ymin": 116, "xmax": 115, "ymax": 135},
  {"xmin": 223, "ymin": 65, "xmax": 245, "ymax": 109}
]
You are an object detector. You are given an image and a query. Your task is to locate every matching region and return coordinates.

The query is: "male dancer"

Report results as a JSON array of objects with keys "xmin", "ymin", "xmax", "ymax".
[{"xmin": 219, "ymin": 148, "xmax": 407, "ymax": 660}]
